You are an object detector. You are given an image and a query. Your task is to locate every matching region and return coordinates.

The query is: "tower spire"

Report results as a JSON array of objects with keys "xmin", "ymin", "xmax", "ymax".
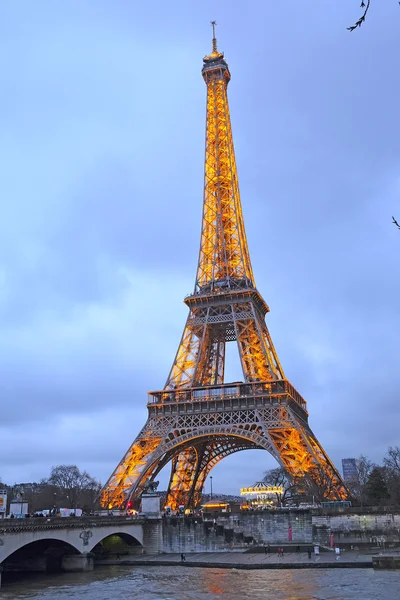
[
  {"xmin": 199, "ymin": 25, "xmax": 254, "ymax": 295},
  {"xmin": 211, "ymin": 20, "xmax": 218, "ymax": 54}
]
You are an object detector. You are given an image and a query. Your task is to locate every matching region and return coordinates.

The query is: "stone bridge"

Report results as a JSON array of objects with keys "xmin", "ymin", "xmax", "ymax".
[{"xmin": 0, "ymin": 516, "xmax": 162, "ymax": 586}]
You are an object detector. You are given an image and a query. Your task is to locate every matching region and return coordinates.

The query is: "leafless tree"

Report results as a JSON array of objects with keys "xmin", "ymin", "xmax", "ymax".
[
  {"xmin": 384, "ymin": 446, "xmax": 400, "ymax": 474},
  {"xmin": 17, "ymin": 482, "xmax": 44, "ymax": 511},
  {"xmin": 348, "ymin": 455, "xmax": 375, "ymax": 506},
  {"xmin": 297, "ymin": 465, "xmax": 343, "ymax": 503},
  {"xmin": 263, "ymin": 466, "xmax": 342, "ymax": 505},
  {"xmin": 263, "ymin": 468, "xmax": 299, "ymax": 506},
  {"xmin": 47, "ymin": 465, "xmax": 100, "ymax": 509},
  {"xmin": 392, "ymin": 217, "xmax": 400, "ymax": 230},
  {"xmin": 383, "ymin": 446, "xmax": 400, "ymax": 504}
]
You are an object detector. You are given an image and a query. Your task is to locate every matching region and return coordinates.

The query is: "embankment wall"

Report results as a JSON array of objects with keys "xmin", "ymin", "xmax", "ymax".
[{"xmin": 162, "ymin": 510, "xmax": 400, "ymax": 552}]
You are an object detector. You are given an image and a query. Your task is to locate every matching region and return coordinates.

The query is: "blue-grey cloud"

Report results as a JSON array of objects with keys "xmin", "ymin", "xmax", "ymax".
[{"xmin": 0, "ymin": 0, "xmax": 399, "ymax": 494}]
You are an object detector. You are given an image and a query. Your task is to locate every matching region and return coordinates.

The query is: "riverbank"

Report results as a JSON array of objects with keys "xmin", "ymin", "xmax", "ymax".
[{"xmin": 97, "ymin": 550, "xmax": 374, "ymax": 569}]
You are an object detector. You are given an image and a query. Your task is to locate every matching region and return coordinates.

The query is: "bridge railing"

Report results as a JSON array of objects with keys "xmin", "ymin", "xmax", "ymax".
[{"xmin": 0, "ymin": 515, "xmax": 149, "ymax": 533}]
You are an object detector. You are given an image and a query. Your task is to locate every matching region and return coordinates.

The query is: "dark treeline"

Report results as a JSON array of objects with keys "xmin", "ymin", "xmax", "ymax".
[
  {"xmin": 263, "ymin": 446, "xmax": 400, "ymax": 507},
  {"xmin": 0, "ymin": 465, "xmax": 101, "ymax": 514},
  {"xmin": 2, "ymin": 447, "xmax": 400, "ymax": 514}
]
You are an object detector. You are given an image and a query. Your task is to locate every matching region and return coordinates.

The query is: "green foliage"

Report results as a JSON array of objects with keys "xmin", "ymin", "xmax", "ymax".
[{"xmin": 365, "ymin": 467, "xmax": 390, "ymax": 505}]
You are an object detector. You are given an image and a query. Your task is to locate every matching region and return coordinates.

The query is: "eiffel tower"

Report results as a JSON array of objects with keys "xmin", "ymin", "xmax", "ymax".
[{"xmin": 101, "ymin": 24, "xmax": 347, "ymax": 511}]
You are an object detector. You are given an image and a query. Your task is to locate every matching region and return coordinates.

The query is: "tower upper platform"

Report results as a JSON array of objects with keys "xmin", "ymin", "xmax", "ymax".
[
  {"xmin": 195, "ymin": 22, "xmax": 255, "ymax": 295},
  {"xmin": 202, "ymin": 45, "xmax": 231, "ymax": 85}
]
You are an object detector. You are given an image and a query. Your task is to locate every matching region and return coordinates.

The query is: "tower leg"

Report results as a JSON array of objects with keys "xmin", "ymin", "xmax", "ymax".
[
  {"xmin": 268, "ymin": 421, "xmax": 346, "ymax": 499},
  {"xmin": 100, "ymin": 427, "xmax": 164, "ymax": 509},
  {"xmin": 165, "ymin": 447, "xmax": 199, "ymax": 510}
]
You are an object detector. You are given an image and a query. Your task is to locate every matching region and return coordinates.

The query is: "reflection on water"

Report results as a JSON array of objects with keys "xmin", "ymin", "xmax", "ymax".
[{"xmin": 1, "ymin": 566, "xmax": 400, "ymax": 600}]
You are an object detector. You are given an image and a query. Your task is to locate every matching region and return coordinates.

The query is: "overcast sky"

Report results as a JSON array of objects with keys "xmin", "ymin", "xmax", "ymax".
[{"xmin": 1, "ymin": 1, "xmax": 399, "ymax": 495}]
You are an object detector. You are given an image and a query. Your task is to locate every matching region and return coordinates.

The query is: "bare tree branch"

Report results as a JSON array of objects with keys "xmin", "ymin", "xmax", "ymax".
[
  {"xmin": 345, "ymin": 455, "xmax": 375, "ymax": 506},
  {"xmin": 263, "ymin": 468, "xmax": 297, "ymax": 506},
  {"xmin": 348, "ymin": 0, "xmax": 371, "ymax": 32},
  {"xmin": 383, "ymin": 446, "xmax": 400, "ymax": 504},
  {"xmin": 47, "ymin": 464, "xmax": 100, "ymax": 509},
  {"xmin": 392, "ymin": 216, "xmax": 400, "ymax": 229},
  {"xmin": 384, "ymin": 446, "xmax": 400, "ymax": 474}
]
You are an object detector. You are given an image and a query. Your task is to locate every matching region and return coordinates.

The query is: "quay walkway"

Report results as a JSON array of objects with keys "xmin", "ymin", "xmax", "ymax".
[{"xmin": 104, "ymin": 550, "xmax": 375, "ymax": 569}]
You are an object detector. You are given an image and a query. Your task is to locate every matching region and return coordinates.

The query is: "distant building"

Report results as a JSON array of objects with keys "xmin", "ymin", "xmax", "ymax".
[{"xmin": 342, "ymin": 458, "xmax": 358, "ymax": 483}]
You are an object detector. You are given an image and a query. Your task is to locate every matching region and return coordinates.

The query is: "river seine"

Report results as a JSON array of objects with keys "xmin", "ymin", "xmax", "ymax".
[{"xmin": 1, "ymin": 566, "xmax": 400, "ymax": 600}]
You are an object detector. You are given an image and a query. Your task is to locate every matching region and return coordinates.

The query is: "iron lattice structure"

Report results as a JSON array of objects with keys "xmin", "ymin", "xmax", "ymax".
[{"xmin": 101, "ymin": 27, "xmax": 347, "ymax": 511}]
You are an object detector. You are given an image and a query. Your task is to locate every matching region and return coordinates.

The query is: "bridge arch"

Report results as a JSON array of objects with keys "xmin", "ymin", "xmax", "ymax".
[
  {"xmin": 1, "ymin": 533, "xmax": 82, "ymax": 564},
  {"xmin": 90, "ymin": 531, "xmax": 143, "ymax": 557},
  {"xmin": 85, "ymin": 524, "xmax": 144, "ymax": 553},
  {"xmin": 1, "ymin": 537, "xmax": 81, "ymax": 576},
  {"xmin": 0, "ymin": 524, "xmax": 145, "ymax": 568}
]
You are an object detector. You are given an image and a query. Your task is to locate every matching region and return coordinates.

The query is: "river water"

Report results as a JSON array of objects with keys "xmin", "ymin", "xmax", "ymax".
[{"xmin": 1, "ymin": 566, "xmax": 400, "ymax": 600}]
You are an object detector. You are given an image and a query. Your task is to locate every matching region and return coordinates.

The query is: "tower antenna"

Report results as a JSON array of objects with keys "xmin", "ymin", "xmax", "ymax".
[{"xmin": 211, "ymin": 20, "xmax": 218, "ymax": 53}]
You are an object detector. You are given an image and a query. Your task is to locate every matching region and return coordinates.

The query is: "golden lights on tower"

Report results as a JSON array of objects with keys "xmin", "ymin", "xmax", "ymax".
[{"xmin": 99, "ymin": 24, "xmax": 348, "ymax": 512}]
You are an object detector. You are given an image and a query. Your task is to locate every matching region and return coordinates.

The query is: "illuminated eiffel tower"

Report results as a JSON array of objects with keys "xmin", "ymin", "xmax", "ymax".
[{"xmin": 101, "ymin": 24, "xmax": 347, "ymax": 511}]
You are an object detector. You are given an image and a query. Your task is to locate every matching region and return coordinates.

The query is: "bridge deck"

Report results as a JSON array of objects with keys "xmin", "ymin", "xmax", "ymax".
[{"xmin": 0, "ymin": 516, "xmax": 148, "ymax": 534}]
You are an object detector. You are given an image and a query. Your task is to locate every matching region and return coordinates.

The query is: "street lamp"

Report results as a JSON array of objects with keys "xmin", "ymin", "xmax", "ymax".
[
  {"xmin": 66, "ymin": 495, "xmax": 76, "ymax": 516},
  {"xmin": 210, "ymin": 476, "xmax": 213, "ymax": 499}
]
